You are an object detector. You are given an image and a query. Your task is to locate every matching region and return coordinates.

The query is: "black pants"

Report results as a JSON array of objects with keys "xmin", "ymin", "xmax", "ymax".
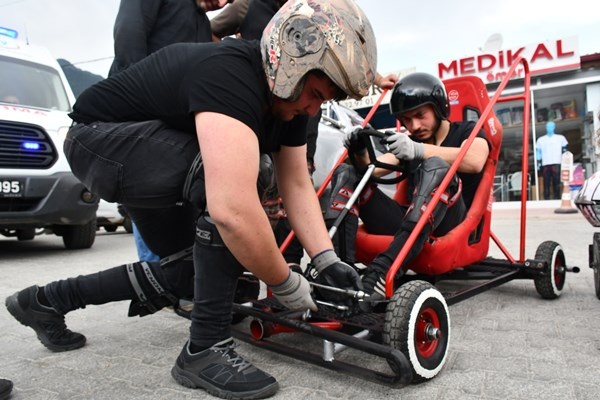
[
  {"xmin": 45, "ymin": 121, "xmax": 237, "ymax": 347},
  {"xmin": 542, "ymin": 164, "xmax": 561, "ymax": 200},
  {"xmin": 328, "ymin": 158, "xmax": 466, "ymax": 273}
]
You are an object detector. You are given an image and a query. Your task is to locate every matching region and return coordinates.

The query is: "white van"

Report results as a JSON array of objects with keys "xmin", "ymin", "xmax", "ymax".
[{"xmin": 0, "ymin": 29, "xmax": 98, "ymax": 248}]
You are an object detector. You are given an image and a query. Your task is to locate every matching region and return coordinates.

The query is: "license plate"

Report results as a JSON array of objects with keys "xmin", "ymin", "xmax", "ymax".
[{"xmin": 0, "ymin": 179, "xmax": 24, "ymax": 198}]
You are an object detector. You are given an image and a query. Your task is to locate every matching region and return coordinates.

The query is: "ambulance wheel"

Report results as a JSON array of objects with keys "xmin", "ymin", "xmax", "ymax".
[
  {"xmin": 383, "ymin": 280, "xmax": 450, "ymax": 383},
  {"xmin": 593, "ymin": 233, "xmax": 600, "ymax": 300},
  {"xmin": 534, "ymin": 241, "xmax": 566, "ymax": 299}
]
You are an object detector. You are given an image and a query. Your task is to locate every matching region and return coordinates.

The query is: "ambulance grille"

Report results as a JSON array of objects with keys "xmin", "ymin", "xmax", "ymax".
[{"xmin": 0, "ymin": 120, "xmax": 58, "ymax": 168}]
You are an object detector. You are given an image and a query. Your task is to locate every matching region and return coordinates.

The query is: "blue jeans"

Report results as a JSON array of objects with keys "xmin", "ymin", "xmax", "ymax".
[{"xmin": 132, "ymin": 222, "xmax": 160, "ymax": 262}]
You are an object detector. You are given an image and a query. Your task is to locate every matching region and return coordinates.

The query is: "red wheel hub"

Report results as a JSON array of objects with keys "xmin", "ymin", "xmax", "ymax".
[
  {"xmin": 553, "ymin": 258, "xmax": 564, "ymax": 286},
  {"xmin": 415, "ymin": 307, "xmax": 441, "ymax": 357}
]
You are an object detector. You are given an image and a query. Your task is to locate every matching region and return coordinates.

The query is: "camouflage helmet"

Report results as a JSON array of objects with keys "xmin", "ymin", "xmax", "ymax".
[{"xmin": 261, "ymin": 0, "xmax": 377, "ymax": 101}]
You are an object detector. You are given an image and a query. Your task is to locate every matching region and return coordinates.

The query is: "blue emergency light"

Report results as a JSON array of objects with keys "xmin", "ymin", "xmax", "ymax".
[{"xmin": 22, "ymin": 142, "xmax": 41, "ymax": 151}]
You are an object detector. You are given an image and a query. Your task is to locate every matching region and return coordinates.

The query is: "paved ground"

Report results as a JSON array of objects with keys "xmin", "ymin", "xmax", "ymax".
[{"xmin": 1, "ymin": 201, "xmax": 599, "ymax": 400}]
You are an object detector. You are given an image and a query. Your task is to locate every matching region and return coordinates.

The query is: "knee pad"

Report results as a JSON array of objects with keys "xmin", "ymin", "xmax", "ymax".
[
  {"xmin": 324, "ymin": 164, "xmax": 362, "ymax": 220},
  {"xmin": 404, "ymin": 157, "xmax": 462, "ymax": 231},
  {"xmin": 195, "ymin": 215, "xmax": 245, "ymax": 278},
  {"xmin": 182, "ymin": 153, "xmax": 206, "ymax": 211},
  {"xmin": 126, "ymin": 261, "xmax": 178, "ymax": 317}
]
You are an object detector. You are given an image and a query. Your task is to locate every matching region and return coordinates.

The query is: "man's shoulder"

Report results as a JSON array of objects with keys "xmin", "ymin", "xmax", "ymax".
[{"xmin": 449, "ymin": 120, "xmax": 476, "ymax": 137}]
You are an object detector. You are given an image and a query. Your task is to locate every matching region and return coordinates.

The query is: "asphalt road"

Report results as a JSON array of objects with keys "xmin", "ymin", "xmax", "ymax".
[{"xmin": 1, "ymin": 203, "xmax": 599, "ymax": 400}]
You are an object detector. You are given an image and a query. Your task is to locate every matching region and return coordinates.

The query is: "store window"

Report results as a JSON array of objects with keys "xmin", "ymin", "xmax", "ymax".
[{"xmin": 489, "ymin": 76, "xmax": 592, "ymax": 202}]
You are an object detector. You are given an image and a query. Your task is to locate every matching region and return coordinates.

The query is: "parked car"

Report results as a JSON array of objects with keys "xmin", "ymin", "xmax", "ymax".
[
  {"xmin": 0, "ymin": 29, "xmax": 98, "ymax": 248},
  {"xmin": 96, "ymin": 200, "xmax": 133, "ymax": 233}
]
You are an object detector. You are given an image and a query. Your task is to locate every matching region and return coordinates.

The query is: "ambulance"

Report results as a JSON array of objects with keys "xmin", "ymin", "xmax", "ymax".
[{"xmin": 0, "ymin": 27, "xmax": 97, "ymax": 248}]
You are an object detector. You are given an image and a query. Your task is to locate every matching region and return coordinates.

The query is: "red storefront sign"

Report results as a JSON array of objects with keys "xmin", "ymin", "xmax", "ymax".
[{"xmin": 438, "ymin": 36, "xmax": 580, "ymax": 82}]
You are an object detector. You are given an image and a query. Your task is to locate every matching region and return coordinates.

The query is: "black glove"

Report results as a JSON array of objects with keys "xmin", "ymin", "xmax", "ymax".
[
  {"xmin": 311, "ymin": 249, "xmax": 363, "ymax": 305},
  {"xmin": 344, "ymin": 127, "xmax": 370, "ymax": 155}
]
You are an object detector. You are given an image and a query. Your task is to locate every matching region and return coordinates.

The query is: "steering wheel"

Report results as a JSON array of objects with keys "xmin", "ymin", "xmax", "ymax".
[{"xmin": 347, "ymin": 128, "xmax": 410, "ymax": 185}]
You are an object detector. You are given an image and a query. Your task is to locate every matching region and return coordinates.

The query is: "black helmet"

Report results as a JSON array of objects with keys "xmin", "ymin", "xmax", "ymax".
[{"xmin": 389, "ymin": 72, "xmax": 449, "ymax": 120}]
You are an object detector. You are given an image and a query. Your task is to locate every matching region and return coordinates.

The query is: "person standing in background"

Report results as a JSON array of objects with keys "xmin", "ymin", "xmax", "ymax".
[
  {"xmin": 110, "ymin": 0, "xmax": 230, "ymax": 75},
  {"xmin": 536, "ymin": 121, "xmax": 568, "ymax": 200}
]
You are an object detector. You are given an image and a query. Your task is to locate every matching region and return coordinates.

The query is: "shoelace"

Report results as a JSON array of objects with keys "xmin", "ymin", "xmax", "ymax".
[{"xmin": 214, "ymin": 342, "xmax": 251, "ymax": 372}]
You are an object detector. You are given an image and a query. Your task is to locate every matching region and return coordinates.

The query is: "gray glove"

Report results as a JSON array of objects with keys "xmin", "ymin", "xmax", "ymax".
[
  {"xmin": 386, "ymin": 132, "xmax": 424, "ymax": 161},
  {"xmin": 269, "ymin": 270, "xmax": 317, "ymax": 311}
]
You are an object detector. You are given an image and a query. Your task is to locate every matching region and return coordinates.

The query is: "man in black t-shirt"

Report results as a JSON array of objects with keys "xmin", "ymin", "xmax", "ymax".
[
  {"xmin": 325, "ymin": 72, "xmax": 490, "ymax": 307},
  {"xmin": 5, "ymin": 1, "xmax": 377, "ymax": 399}
]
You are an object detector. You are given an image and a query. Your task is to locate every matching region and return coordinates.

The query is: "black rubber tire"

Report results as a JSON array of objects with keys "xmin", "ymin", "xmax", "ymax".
[
  {"xmin": 593, "ymin": 233, "xmax": 600, "ymax": 300},
  {"xmin": 103, "ymin": 224, "xmax": 118, "ymax": 233},
  {"xmin": 534, "ymin": 240, "xmax": 566, "ymax": 299},
  {"xmin": 62, "ymin": 219, "xmax": 97, "ymax": 249},
  {"xmin": 17, "ymin": 228, "xmax": 36, "ymax": 241},
  {"xmin": 123, "ymin": 216, "xmax": 133, "ymax": 234},
  {"xmin": 383, "ymin": 280, "xmax": 450, "ymax": 383}
]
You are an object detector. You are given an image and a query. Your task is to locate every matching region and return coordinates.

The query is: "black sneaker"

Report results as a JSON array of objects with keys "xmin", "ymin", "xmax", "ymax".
[
  {"xmin": 171, "ymin": 338, "xmax": 278, "ymax": 399},
  {"xmin": 0, "ymin": 378, "xmax": 12, "ymax": 400},
  {"xmin": 5, "ymin": 285, "xmax": 86, "ymax": 352}
]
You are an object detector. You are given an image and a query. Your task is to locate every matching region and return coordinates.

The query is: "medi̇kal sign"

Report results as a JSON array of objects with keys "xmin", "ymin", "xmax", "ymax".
[{"xmin": 438, "ymin": 36, "xmax": 580, "ymax": 83}]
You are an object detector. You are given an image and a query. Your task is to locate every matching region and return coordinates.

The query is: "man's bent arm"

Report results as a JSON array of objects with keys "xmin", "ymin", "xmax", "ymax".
[
  {"xmin": 195, "ymin": 112, "xmax": 290, "ymax": 286},
  {"xmin": 274, "ymin": 145, "xmax": 334, "ymax": 259}
]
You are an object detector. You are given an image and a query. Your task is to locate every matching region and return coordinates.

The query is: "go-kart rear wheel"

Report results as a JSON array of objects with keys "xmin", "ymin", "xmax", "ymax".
[
  {"xmin": 593, "ymin": 233, "xmax": 600, "ymax": 300},
  {"xmin": 534, "ymin": 241, "xmax": 566, "ymax": 299},
  {"xmin": 383, "ymin": 280, "xmax": 450, "ymax": 383}
]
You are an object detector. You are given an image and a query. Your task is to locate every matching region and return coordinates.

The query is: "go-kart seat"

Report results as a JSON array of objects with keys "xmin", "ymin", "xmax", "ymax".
[{"xmin": 355, "ymin": 76, "xmax": 503, "ymax": 276}]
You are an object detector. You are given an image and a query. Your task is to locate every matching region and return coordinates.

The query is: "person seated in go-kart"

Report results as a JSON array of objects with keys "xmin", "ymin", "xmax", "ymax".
[{"xmin": 325, "ymin": 72, "xmax": 490, "ymax": 309}]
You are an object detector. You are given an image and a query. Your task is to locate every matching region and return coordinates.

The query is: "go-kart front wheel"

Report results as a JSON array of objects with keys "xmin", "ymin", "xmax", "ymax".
[
  {"xmin": 534, "ymin": 241, "xmax": 566, "ymax": 299},
  {"xmin": 383, "ymin": 280, "xmax": 450, "ymax": 383}
]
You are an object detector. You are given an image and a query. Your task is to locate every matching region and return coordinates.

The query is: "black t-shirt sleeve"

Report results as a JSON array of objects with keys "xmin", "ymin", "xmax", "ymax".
[
  {"xmin": 184, "ymin": 53, "xmax": 265, "ymax": 135},
  {"xmin": 448, "ymin": 120, "xmax": 490, "ymax": 148}
]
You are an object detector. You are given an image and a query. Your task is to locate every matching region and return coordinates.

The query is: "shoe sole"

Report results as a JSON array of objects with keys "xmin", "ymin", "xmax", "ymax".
[
  {"xmin": 171, "ymin": 364, "xmax": 279, "ymax": 400},
  {"xmin": 5, "ymin": 293, "xmax": 86, "ymax": 352},
  {"xmin": 0, "ymin": 382, "xmax": 12, "ymax": 400}
]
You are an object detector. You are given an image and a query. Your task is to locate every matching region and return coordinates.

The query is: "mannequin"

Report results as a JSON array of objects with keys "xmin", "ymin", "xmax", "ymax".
[{"xmin": 536, "ymin": 121, "xmax": 568, "ymax": 200}]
